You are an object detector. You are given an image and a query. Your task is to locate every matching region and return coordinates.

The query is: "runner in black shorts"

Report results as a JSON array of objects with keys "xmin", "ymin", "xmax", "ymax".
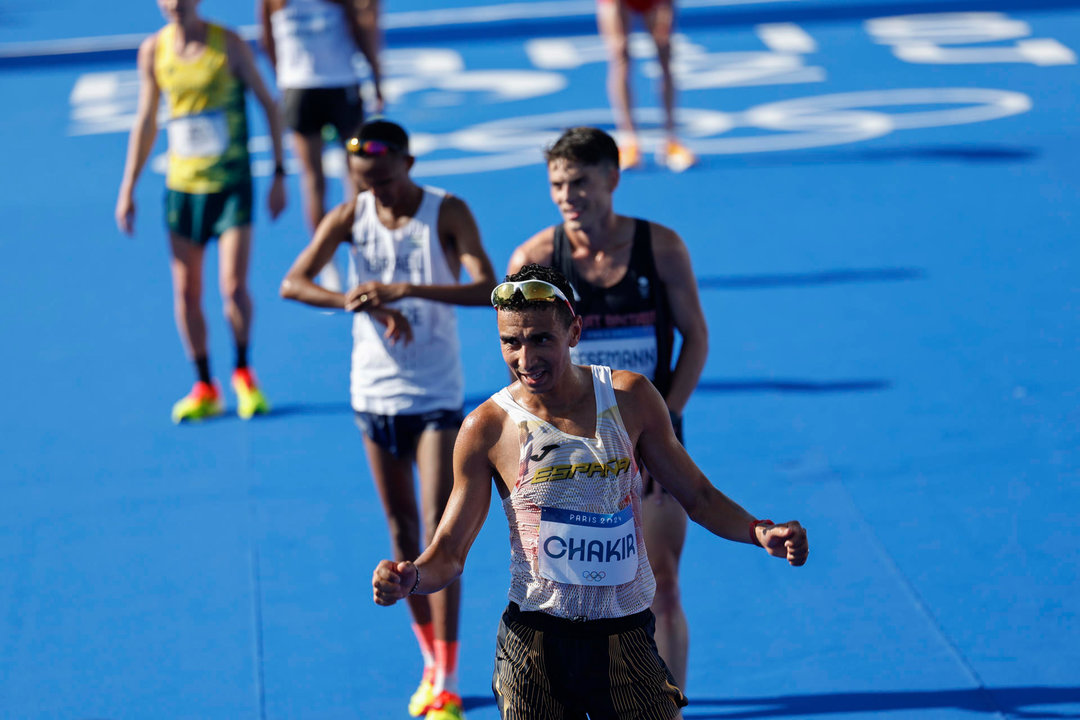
[
  {"xmin": 355, "ymin": 408, "xmax": 465, "ymax": 460},
  {"xmin": 493, "ymin": 603, "xmax": 686, "ymax": 720},
  {"xmin": 260, "ymin": 0, "xmax": 384, "ymax": 289},
  {"xmin": 282, "ymin": 85, "xmax": 363, "ymax": 139}
]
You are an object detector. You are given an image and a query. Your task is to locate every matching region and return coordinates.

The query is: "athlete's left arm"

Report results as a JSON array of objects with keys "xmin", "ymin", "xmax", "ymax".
[
  {"xmin": 353, "ymin": 195, "xmax": 498, "ymax": 309},
  {"xmin": 623, "ymin": 372, "xmax": 808, "ymax": 566},
  {"xmin": 651, "ymin": 224, "xmax": 709, "ymax": 416},
  {"xmin": 226, "ymin": 29, "xmax": 287, "ymax": 219}
]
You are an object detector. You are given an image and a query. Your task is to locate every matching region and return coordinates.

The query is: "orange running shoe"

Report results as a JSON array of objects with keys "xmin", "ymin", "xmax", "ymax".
[
  {"xmin": 231, "ymin": 368, "xmax": 270, "ymax": 419},
  {"xmin": 171, "ymin": 381, "xmax": 224, "ymax": 424},
  {"xmin": 618, "ymin": 141, "xmax": 642, "ymax": 170},
  {"xmin": 658, "ymin": 140, "xmax": 698, "ymax": 172}
]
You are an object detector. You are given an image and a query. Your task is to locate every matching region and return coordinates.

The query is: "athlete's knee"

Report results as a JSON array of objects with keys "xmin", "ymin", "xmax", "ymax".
[
  {"xmin": 606, "ymin": 36, "xmax": 631, "ymax": 66},
  {"xmin": 173, "ymin": 277, "xmax": 201, "ymax": 308},
  {"xmin": 220, "ymin": 276, "xmax": 249, "ymax": 306}
]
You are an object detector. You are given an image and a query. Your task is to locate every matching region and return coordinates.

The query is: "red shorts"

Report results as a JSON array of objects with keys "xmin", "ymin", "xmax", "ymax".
[{"xmin": 599, "ymin": 0, "xmax": 670, "ymax": 13}]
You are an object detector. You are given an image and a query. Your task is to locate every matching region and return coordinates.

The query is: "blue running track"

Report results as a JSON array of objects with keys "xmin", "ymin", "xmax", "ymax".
[{"xmin": 0, "ymin": 1, "xmax": 1077, "ymax": 718}]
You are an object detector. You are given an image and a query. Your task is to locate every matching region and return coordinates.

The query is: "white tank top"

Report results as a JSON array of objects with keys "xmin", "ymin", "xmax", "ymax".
[
  {"xmin": 348, "ymin": 186, "xmax": 464, "ymax": 415},
  {"xmin": 491, "ymin": 365, "xmax": 655, "ymax": 620},
  {"xmin": 270, "ymin": 0, "xmax": 359, "ymax": 89}
]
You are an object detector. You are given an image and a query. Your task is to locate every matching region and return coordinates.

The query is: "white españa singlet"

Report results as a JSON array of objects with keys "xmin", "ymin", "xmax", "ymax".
[
  {"xmin": 270, "ymin": 0, "xmax": 359, "ymax": 89},
  {"xmin": 348, "ymin": 186, "xmax": 464, "ymax": 415},
  {"xmin": 491, "ymin": 365, "xmax": 656, "ymax": 620}
]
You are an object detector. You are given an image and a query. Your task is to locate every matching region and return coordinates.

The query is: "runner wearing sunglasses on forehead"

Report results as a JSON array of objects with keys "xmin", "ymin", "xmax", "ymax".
[
  {"xmin": 490, "ymin": 278, "xmax": 576, "ymax": 316},
  {"xmin": 507, "ymin": 126, "xmax": 707, "ymax": 716},
  {"xmin": 373, "ymin": 263, "xmax": 808, "ymax": 720},
  {"xmin": 281, "ymin": 118, "xmax": 497, "ymax": 720}
]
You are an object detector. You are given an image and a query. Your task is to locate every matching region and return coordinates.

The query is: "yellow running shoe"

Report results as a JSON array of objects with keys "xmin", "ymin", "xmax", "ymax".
[
  {"xmin": 618, "ymin": 141, "xmax": 642, "ymax": 170},
  {"xmin": 425, "ymin": 691, "xmax": 465, "ymax": 720},
  {"xmin": 171, "ymin": 381, "xmax": 224, "ymax": 424},
  {"xmin": 408, "ymin": 672, "xmax": 437, "ymax": 717},
  {"xmin": 657, "ymin": 140, "xmax": 698, "ymax": 172},
  {"xmin": 231, "ymin": 368, "xmax": 270, "ymax": 419}
]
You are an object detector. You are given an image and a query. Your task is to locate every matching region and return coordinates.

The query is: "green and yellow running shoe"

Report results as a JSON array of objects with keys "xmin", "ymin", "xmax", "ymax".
[
  {"xmin": 231, "ymin": 368, "xmax": 270, "ymax": 419},
  {"xmin": 425, "ymin": 691, "xmax": 465, "ymax": 720},
  {"xmin": 171, "ymin": 381, "xmax": 224, "ymax": 424},
  {"xmin": 409, "ymin": 671, "xmax": 437, "ymax": 717}
]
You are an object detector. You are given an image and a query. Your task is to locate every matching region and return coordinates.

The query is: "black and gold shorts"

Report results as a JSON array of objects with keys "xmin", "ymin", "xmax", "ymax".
[{"xmin": 492, "ymin": 602, "xmax": 688, "ymax": 720}]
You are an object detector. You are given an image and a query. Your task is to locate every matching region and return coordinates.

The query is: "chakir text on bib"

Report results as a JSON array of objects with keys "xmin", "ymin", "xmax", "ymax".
[{"xmin": 538, "ymin": 505, "xmax": 638, "ymax": 586}]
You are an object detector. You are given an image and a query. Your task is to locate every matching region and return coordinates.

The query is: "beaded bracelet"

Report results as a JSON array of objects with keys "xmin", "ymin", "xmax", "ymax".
[{"xmin": 408, "ymin": 565, "xmax": 422, "ymax": 596}]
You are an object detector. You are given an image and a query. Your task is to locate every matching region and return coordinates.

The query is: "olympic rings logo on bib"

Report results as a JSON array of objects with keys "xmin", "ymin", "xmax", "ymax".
[{"xmin": 582, "ymin": 571, "xmax": 607, "ymax": 582}]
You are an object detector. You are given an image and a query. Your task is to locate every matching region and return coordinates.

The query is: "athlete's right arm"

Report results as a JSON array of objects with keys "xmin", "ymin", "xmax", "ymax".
[
  {"xmin": 373, "ymin": 405, "xmax": 501, "ymax": 606},
  {"xmin": 115, "ymin": 35, "xmax": 161, "ymax": 236},
  {"xmin": 280, "ymin": 201, "xmax": 355, "ymax": 308}
]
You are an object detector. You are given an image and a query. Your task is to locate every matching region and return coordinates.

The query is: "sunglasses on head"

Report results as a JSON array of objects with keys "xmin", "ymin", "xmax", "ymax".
[
  {"xmin": 345, "ymin": 137, "xmax": 403, "ymax": 157},
  {"xmin": 491, "ymin": 279, "xmax": 575, "ymax": 315}
]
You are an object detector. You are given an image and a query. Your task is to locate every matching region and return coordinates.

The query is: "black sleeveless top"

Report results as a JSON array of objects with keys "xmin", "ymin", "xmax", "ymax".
[{"xmin": 552, "ymin": 219, "xmax": 675, "ymax": 397}]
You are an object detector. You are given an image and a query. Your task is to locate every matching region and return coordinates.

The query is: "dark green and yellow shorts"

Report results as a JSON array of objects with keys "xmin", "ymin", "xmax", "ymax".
[
  {"xmin": 492, "ymin": 602, "xmax": 688, "ymax": 719},
  {"xmin": 165, "ymin": 181, "xmax": 253, "ymax": 245}
]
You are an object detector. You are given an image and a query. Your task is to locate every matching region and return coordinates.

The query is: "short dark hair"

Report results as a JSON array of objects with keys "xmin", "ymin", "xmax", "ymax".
[
  {"xmin": 501, "ymin": 264, "xmax": 577, "ymax": 326},
  {"xmin": 351, "ymin": 118, "xmax": 410, "ymax": 154},
  {"xmin": 544, "ymin": 126, "xmax": 619, "ymax": 170}
]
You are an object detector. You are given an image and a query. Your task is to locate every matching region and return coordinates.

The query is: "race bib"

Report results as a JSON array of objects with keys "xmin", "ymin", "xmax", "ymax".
[
  {"xmin": 571, "ymin": 326, "xmax": 657, "ymax": 380},
  {"xmin": 538, "ymin": 506, "xmax": 638, "ymax": 586},
  {"xmin": 168, "ymin": 112, "xmax": 229, "ymax": 158}
]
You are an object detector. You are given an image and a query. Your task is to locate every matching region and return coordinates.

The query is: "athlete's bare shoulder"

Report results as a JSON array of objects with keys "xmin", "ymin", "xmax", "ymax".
[
  {"xmin": 611, "ymin": 368, "xmax": 666, "ymax": 438},
  {"xmin": 645, "ymin": 220, "xmax": 694, "ymax": 283},
  {"xmin": 438, "ymin": 191, "xmax": 471, "ymax": 215},
  {"xmin": 508, "ymin": 226, "xmax": 556, "ymax": 272},
  {"xmin": 311, "ymin": 196, "xmax": 359, "ymax": 246},
  {"xmin": 459, "ymin": 397, "xmax": 516, "ymax": 463},
  {"xmin": 142, "ymin": 30, "xmax": 162, "ymax": 51},
  {"xmin": 436, "ymin": 192, "xmax": 477, "ymax": 237},
  {"xmin": 461, "ymin": 398, "xmax": 504, "ymax": 437},
  {"xmin": 329, "ymin": 195, "xmax": 359, "ymax": 225},
  {"xmin": 139, "ymin": 29, "xmax": 162, "ymax": 59},
  {"xmin": 610, "ymin": 368, "xmax": 656, "ymax": 396},
  {"xmin": 645, "ymin": 220, "xmax": 686, "ymax": 251}
]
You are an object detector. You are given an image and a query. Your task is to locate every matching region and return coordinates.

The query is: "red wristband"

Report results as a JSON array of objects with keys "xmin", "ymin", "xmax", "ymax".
[{"xmin": 749, "ymin": 518, "xmax": 773, "ymax": 546}]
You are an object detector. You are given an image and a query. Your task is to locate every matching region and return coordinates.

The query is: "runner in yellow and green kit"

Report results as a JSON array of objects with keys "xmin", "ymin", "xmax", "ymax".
[{"xmin": 116, "ymin": 0, "xmax": 287, "ymax": 422}]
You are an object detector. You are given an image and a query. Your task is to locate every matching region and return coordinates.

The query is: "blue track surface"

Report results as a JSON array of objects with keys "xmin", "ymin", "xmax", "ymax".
[{"xmin": 0, "ymin": 1, "xmax": 1078, "ymax": 718}]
